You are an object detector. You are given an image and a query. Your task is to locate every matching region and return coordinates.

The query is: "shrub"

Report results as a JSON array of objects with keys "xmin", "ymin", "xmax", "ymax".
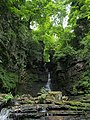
[{"xmin": 0, "ymin": 65, "xmax": 18, "ymax": 92}]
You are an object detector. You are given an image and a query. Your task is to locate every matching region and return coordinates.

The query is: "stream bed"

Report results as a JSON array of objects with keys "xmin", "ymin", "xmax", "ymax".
[
  {"xmin": 0, "ymin": 93, "xmax": 90, "ymax": 120},
  {"xmin": 0, "ymin": 104, "xmax": 90, "ymax": 120},
  {"xmin": 0, "ymin": 73, "xmax": 90, "ymax": 120}
]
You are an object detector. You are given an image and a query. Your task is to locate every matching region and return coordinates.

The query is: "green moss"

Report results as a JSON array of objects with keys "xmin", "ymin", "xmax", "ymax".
[
  {"xmin": 27, "ymin": 100, "xmax": 34, "ymax": 104},
  {"xmin": 66, "ymin": 101, "xmax": 85, "ymax": 106},
  {"xmin": 72, "ymin": 85, "xmax": 78, "ymax": 94},
  {"xmin": 69, "ymin": 106, "xmax": 86, "ymax": 110},
  {"xmin": 79, "ymin": 69, "xmax": 90, "ymax": 94},
  {"xmin": 38, "ymin": 94, "xmax": 47, "ymax": 103},
  {"xmin": 64, "ymin": 100, "xmax": 90, "ymax": 111},
  {"xmin": 2, "ymin": 92, "xmax": 13, "ymax": 103},
  {"xmin": 55, "ymin": 101, "xmax": 64, "ymax": 105},
  {"xmin": 39, "ymin": 87, "xmax": 47, "ymax": 94}
]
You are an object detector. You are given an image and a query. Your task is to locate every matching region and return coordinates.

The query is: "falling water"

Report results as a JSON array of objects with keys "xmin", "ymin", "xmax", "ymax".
[
  {"xmin": 0, "ymin": 108, "xmax": 11, "ymax": 120},
  {"xmin": 45, "ymin": 72, "xmax": 51, "ymax": 91}
]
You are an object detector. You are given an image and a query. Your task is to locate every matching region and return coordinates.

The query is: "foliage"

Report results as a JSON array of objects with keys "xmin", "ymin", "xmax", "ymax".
[
  {"xmin": 66, "ymin": 0, "xmax": 90, "ymax": 94},
  {"xmin": 39, "ymin": 87, "xmax": 47, "ymax": 94},
  {"xmin": 2, "ymin": 92, "xmax": 13, "ymax": 103},
  {"xmin": 0, "ymin": 0, "xmax": 90, "ymax": 94},
  {"xmin": 0, "ymin": 65, "xmax": 18, "ymax": 91},
  {"xmin": 52, "ymin": 0, "xmax": 90, "ymax": 94},
  {"xmin": 79, "ymin": 70, "xmax": 90, "ymax": 93},
  {"xmin": 29, "ymin": 73, "xmax": 38, "ymax": 82},
  {"xmin": 54, "ymin": 45, "xmax": 76, "ymax": 60}
]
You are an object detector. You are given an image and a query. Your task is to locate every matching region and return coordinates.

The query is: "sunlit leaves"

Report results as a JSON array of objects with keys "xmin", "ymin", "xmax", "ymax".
[{"xmin": 81, "ymin": 0, "xmax": 90, "ymax": 19}]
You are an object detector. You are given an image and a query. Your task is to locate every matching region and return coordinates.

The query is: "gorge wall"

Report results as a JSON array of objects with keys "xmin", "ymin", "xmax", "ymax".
[{"xmin": 51, "ymin": 55, "xmax": 88, "ymax": 95}]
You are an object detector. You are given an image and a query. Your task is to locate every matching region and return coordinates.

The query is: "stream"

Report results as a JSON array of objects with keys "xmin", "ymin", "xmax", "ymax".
[
  {"xmin": 0, "ymin": 72, "xmax": 51, "ymax": 120},
  {"xmin": 0, "ymin": 72, "xmax": 90, "ymax": 120},
  {"xmin": 0, "ymin": 108, "xmax": 12, "ymax": 120},
  {"xmin": 44, "ymin": 72, "xmax": 51, "ymax": 91}
]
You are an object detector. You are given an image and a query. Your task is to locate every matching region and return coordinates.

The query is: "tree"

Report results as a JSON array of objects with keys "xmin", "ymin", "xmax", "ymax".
[{"xmin": 0, "ymin": 0, "xmax": 66, "ymax": 91}]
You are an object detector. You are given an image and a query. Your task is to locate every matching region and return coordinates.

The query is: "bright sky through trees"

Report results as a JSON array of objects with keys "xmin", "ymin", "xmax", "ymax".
[
  {"xmin": 30, "ymin": 3, "xmax": 71, "ymax": 30},
  {"xmin": 63, "ymin": 4, "xmax": 71, "ymax": 28}
]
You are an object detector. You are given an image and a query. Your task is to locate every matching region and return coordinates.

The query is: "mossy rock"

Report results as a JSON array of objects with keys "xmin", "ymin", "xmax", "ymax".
[
  {"xmin": 38, "ymin": 94, "xmax": 47, "ymax": 103},
  {"xmin": 14, "ymin": 94, "xmax": 35, "ymax": 105},
  {"xmin": 65, "ymin": 101, "xmax": 90, "ymax": 107},
  {"xmin": 47, "ymin": 91, "xmax": 62, "ymax": 102}
]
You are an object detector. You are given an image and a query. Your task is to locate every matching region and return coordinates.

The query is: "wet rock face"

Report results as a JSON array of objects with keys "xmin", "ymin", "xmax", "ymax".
[
  {"xmin": 66, "ymin": 58, "xmax": 85, "ymax": 77},
  {"xmin": 66, "ymin": 59, "xmax": 86, "ymax": 94},
  {"xmin": 51, "ymin": 56, "xmax": 86, "ymax": 95}
]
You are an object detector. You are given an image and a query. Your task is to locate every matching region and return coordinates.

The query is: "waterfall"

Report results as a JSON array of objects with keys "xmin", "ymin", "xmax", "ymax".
[
  {"xmin": 0, "ymin": 108, "xmax": 11, "ymax": 120},
  {"xmin": 45, "ymin": 72, "xmax": 51, "ymax": 91}
]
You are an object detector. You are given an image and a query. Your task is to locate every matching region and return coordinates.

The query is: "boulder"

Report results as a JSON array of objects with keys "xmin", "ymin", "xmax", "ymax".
[{"xmin": 46, "ymin": 91, "xmax": 62, "ymax": 103}]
